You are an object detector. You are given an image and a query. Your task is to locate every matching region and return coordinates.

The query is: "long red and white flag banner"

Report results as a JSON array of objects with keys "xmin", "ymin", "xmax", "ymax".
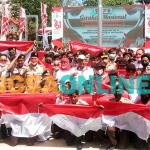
[
  {"xmin": 19, "ymin": 7, "xmax": 26, "ymax": 41},
  {"xmin": 0, "ymin": 5, "xmax": 9, "ymax": 41},
  {"xmin": 0, "ymin": 94, "xmax": 150, "ymax": 141},
  {"xmin": 69, "ymin": 41, "xmax": 104, "ymax": 55},
  {"xmin": 41, "ymin": 3, "xmax": 49, "ymax": 48}
]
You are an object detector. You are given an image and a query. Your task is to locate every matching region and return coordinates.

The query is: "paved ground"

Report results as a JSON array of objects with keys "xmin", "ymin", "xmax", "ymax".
[{"xmin": 0, "ymin": 135, "xmax": 136, "ymax": 150}]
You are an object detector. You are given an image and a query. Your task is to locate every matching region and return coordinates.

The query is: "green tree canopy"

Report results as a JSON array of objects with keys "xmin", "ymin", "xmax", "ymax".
[
  {"xmin": 83, "ymin": 0, "xmax": 134, "ymax": 6},
  {"xmin": 10, "ymin": 0, "xmax": 61, "ymax": 26}
]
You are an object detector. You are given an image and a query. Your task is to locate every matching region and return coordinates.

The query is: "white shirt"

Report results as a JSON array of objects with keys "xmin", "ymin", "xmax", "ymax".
[
  {"xmin": 134, "ymin": 61, "xmax": 143, "ymax": 69},
  {"xmin": 71, "ymin": 66, "xmax": 94, "ymax": 81},
  {"xmin": 55, "ymin": 69, "xmax": 74, "ymax": 81}
]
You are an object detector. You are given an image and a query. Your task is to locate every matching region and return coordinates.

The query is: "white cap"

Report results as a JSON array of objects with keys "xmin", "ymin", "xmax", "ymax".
[{"xmin": 77, "ymin": 54, "xmax": 86, "ymax": 60}]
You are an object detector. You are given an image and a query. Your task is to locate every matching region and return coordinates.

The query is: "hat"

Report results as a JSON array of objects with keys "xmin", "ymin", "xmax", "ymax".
[
  {"xmin": 44, "ymin": 52, "xmax": 54, "ymax": 58},
  {"xmin": 8, "ymin": 47, "xmax": 16, "ymax": 51},
  {"xmin": 123, "ymin": 52, "xmax": 132, "ymax": 58},
  {"xmin": 118, "ymin": 58, "xmax": 128, "ymax": 66},
  {"xmin": 18, "ymin": 54, "xmax": 25, "ymax": 60},
  {"xmin": 31, "ymin": 52, "xmax": 38, "ymax": 58},
  {"xmin": 42, "ymin": 70, "xmax": 51, "ymax": 76},
  {"xmin": 126, "ymin": 64, "xmax": 136, "ymax": 70},
  {"xmin": 90, "ymin": 55, "xmax": 97, "ymax": 60},
  {"xmin": 108, "ymin": 70, "xmax": 118, "ymax": 76},
  {"xmin": 77, "ymin": 54, "xmax": 86, "ymax": 60},
  {"xmin": 94, "ymin": 62, "xmax": 105, "ymax": 68},
  {"xmin": 100, "ymin": 50, "xmax": 108, "ymax": 58}
]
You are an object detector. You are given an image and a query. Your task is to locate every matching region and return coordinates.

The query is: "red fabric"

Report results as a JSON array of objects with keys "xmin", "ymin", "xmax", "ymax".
[
  {"xmin": 60, "ymin": 58, "xmax": 70, "ymax": 71},
  {"xmin": 40, "ymin": 61, "xmax": 53, "ymax": 70},
  {"xmin": 69, "ymin": 41, "xmax": 103, "ymax": 55},
  {"xmin": 0, "ymin": 41, "xmax": 34, "ymax": 51}
]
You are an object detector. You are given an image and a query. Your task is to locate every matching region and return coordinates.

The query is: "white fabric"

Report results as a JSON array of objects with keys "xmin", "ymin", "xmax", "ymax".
[
  {"xmin": 102, "ymin": 112, "xmax": 150, "ymax": 140},
  {"xmin": 2, "ymin": 113, "xmax": 52, "ymax": 138}
]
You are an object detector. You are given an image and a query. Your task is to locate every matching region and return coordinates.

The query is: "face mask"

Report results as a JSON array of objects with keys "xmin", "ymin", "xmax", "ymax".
[
  {"xmin": 54, "ymin": 60, "xmax": 60, "ymax": 65},
  {"xmin": 0, "ymin": 63, "xmax": 6, "ymax": 67},
  {"xmin": 141, "ymin": 61, "xmax": 149, "ymax": 67},
  {"xmin": 109, "ymin": 54, "xmax": 116, "ymax": 60},
  {"xmin": 145, "ymin": 65, "xmax": 150, "ymax": 74},
  {"xmin": 136, "ymin": 58, "xmax": 141, "ymax": 61},
  {"xmin": 61, "ymin": 66, "xmax": 67, "ymax": 69},
  {"xmin": 136, "ymin": 55, "xmax": 141, "ymax": 62},
  {"xmin": 30, "ymin": 59, "xmax": 38, "ymax": 65},
  {"xmin": 95, "ymin": 69, "xmax": 103, "ymax": 75}
]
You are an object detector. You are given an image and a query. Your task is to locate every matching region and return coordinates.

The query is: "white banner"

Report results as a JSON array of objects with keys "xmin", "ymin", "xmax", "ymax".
[{"xmin": 52, "ymin": 7, "xmax": 63, "ymax": 41}]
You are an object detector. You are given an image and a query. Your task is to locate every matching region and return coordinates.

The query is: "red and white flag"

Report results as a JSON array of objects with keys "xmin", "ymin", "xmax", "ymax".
[
  {"xmin": 69, "ymin": 41, "xmax": 103, "ymax": 55},
  {"xmin": 0, "ymin": 93, "xmax": 150, "ymax": 141},
  {"xmin": 41, "ymin": 3, "xmax": 49, "ymax": 48},
  {"xmin": 0, "ymin": 5, "xmax": 9, "ymax": 41},
  {"xmin": 19, "ymin": 7, "xmax": 26, "ymax": 41}
]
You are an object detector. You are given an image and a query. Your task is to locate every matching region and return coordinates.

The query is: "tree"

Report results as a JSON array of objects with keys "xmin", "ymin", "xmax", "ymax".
[
  {"xmin": 83, "ymin": 0, "xmax": 134, "ymax": 6},
  {"xmin": 10, "ymin": 0, "xmax": 62, "ymax": 40},
  {"xmin": 136, "ymin": 0, "xmax": 150, "ymax": 4},
  {"xmin": 83, "ymin": 0, "xmax": 98, "ymax": 6}
]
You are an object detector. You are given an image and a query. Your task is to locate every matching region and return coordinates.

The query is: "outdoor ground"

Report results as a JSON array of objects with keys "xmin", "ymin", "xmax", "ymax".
[{"xmin": 0, "ymin": 134, "xmax": 136, "ymax": 150}]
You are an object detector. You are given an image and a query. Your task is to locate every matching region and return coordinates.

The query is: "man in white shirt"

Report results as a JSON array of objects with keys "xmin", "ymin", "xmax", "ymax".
[{"xmin": 72, "ymin": 54, "xmax": 94, "ymax": 81}]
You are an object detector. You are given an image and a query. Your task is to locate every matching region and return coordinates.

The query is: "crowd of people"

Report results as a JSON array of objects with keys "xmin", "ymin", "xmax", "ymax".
[{"xmin": 0, "ymin": 43, "xmax": 150, "ymax": 150}]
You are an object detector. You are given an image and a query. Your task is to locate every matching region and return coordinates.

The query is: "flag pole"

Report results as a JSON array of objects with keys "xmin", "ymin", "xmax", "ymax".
[{"xmin": 98, "ymin": 0, "xmax": 103, "ymax": 46}]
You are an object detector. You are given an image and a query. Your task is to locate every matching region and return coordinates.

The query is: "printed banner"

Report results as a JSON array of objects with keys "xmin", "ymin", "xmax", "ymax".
[
  {"xmin": 63, "ymin": 5, "xmax": 145, "ymax": 47},
  {"xmin": 52, "ymin": 7, "xmax": 63, "ymax": 47}
]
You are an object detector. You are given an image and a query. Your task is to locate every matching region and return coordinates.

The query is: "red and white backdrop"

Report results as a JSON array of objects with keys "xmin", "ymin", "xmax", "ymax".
[{"xmin": 52, "ymin": 7, "xmax": 63, "ymax": 48}]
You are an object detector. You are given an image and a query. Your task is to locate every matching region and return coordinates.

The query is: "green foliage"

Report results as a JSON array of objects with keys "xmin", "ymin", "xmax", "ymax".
[
  {"xmin": 83, "ymin": 0, "xmax": 98, "ymax": 6},
  {"xmin": 103, "ymin": 0, "xmax": 134, "ymax": 5},
  {"xmin": 10, "ymin": 0, "xmax": 61, "ymax": 40},
  {"xmin": 10, "ymin": 0, "xmax": 61, "ymax": 26},
  {"xmin": 83, "ymin": 0, "xmax": 134, "ymax": 6}
]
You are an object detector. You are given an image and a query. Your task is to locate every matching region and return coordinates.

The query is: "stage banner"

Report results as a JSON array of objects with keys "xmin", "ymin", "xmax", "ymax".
[
  {"xmin": 52, "ymin": 7, "xmax": 63, "ymax": 47},
  {"xmin": 63, "ymin": 5, "xmax": 145, "ymax": 47}
]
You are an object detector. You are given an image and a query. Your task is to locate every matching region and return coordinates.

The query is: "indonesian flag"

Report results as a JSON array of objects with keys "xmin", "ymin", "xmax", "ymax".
[
  {"xmin": 19, "ymin": 7, "xmax": 26, "ymax": 41},
  {"xmin": 0, "ymin": 93, "xmax": 150, "ymax": 141},
  {"xmin": 0, "ymin": 5, "xmax": 9, "ymax": 41},
  {"xmin": 41, "ymin": 3, "xmax": 49, "ymax": 48},
  {"xmin": 69, "ymin": 41, "xmax": 103, "ymax": 55},
  {"xmin": 0, "ymin": 41, "xmax": 34, "ymax": 65}
]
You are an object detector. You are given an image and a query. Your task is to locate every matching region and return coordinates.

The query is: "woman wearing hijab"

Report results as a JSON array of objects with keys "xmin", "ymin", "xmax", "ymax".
[{"xmin": 55, "ymin": 58, "xmax": 73, "ymax": 82}]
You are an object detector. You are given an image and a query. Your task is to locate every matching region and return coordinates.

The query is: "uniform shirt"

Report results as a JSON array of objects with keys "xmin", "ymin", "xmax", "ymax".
[
  {"xmin": 0, "ymin": 64, "xmax": 10, "ymax": 77},
  {"xmin": 11, "ymin": 65, "xmax": 27, "ymax": 76},
  {"xmin": 26, "ymin": 64, "xmax": 44, "ymax": 76},
  {"xmin": 106, "ymin": 62, "xmax": 116, "ymax": 70}
]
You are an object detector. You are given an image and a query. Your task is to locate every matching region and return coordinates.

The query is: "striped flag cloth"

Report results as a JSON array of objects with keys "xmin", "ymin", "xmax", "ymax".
[
  {"xmin": 0, "ymin": 5, "xmax": 9, "ymax": 40},
  {"xmin": 41, "ymin": 3, "xmax": 49, "ymax": 48},
  {"xmin": 19, "ymin": 7, "xmax": 26, "ymax": 41}
]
